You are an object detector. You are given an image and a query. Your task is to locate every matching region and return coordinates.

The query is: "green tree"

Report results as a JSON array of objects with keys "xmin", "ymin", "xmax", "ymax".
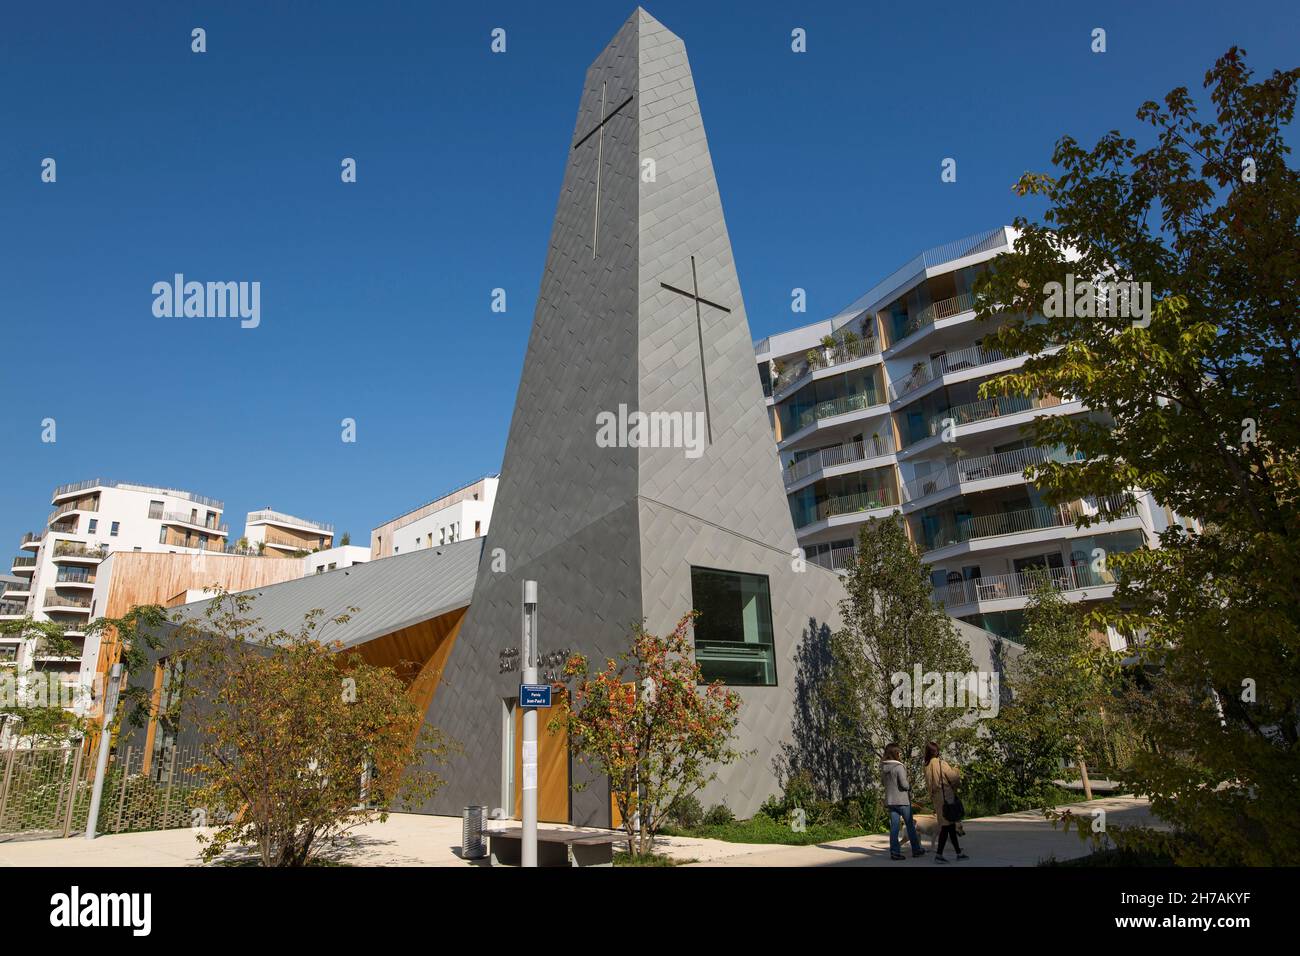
[
  {"xmin": 828, "ymin": 515, "xmax": 978, "ymax": 792},
  {"xmin": 970, "ymin": 581, "xmax": 1112, "ymax": 810},
  {"xmin": 975, "ymin": 49, "xmax": 1300, "ymax": 865},
  {"xmin": 551, "ymin": 613, "xmax": 744, "ymax": 857},
  {"xmin": 162, "ymin": 592, "xmax": 455, "ymax": 866}
]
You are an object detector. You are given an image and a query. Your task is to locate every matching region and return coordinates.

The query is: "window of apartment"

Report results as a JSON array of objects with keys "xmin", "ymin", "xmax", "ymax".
[
  {"xmin": 148, "ymin": 500, "xmax": 164, "ymax": 520},
  {"xmin": 88, "ymin": 519, "xmax": 98, "ymax": 534},
  {"xmin": 159, "ymin": 527, "xmax": 168, "ymax": 544},
  {"xmin": 198, "ymin": 534, "xmax": 208, "ymax": 550},
  {"xmin": 328, "ymin": 563, "xmax": 336, "ymax": 571},
  {"xmin": 474, "ymin": 520, "xmax": 481, "ymax": 536},
  {"xmin": 110, "ymin": 521, "xmax": 120, "ymax": 537},
  {"xmin": 689, "ymin": 567, "xmax": 777, "ymax": 686},
  {"xmin": 315, "ymin": 566, "xmax": 324, "ymax": 575}
]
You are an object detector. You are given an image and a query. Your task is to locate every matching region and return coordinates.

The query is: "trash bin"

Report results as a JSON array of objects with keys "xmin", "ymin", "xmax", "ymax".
[{"xmin": 462, "ymin": 805, "xmax": 488, "ymax": 860}]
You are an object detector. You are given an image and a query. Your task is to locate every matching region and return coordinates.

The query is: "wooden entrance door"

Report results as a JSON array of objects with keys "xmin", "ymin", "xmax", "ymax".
[{"xmin": 512, "ymin": 692, "xmax": 570, "ymax": 823}]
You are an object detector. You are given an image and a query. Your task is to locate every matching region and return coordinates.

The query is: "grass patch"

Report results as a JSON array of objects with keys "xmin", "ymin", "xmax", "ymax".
[
  {"xmin": 662, "ymin": 813, "xmax": 879, "ymax": 846},
  {"xmin": 614, "ymin": 851, "xmax": 694, "ymax": 867}
]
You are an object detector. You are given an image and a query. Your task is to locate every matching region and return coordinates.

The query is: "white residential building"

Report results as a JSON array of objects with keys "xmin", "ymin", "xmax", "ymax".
[
  {"xmin": 755, "ymin": 227, "xmax": 1191, "ymax": 650},
  {"xmin": 4, "ymin": 479, "xmax": 229, "ymax": 708},
  {"xmin": 370, "ymin": 475, "xmax": 498, "ymax": 559}
]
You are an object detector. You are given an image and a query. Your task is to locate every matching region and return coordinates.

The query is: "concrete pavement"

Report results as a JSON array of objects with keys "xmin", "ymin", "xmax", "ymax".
[{"xmin": 0, "ymin": 796, "xmax": 1152, "ymax": 867}]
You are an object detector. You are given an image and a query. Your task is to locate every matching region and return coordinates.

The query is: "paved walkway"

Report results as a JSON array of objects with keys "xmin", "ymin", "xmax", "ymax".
[{"xmin": 0, "ymin": 796, "xmax": 1153, "ymax": 867}]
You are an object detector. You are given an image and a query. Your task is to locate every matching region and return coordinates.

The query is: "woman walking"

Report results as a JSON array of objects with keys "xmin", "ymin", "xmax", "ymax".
[{"xmin": 923, "ymin": 741, "xmax": 968, "ymax": 863}]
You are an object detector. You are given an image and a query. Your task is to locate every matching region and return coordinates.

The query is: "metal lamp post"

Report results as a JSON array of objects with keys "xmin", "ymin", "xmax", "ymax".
[{"xmin": 520, "ymin": 580, "xmax": 539, "ymax": 867}]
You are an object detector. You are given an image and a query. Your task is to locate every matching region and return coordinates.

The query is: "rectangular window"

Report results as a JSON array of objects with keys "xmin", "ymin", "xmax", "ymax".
[
  {"xmin": 689, "ymin": 567, "xmax": 777, "ymax": 686},
  {"xmin": 148, "ymin": 501, "xmax": 164, "ymax": 520},
  {"xmin": 159, "ymin": 527, "xmax": 168, "ymax": 544},
  {"xmin": 110, "ymin": 521, "xmax": 120, "ymax": 537},
  {"xmin": 88, "ymin": 519, "xmax": 98, "ymax": 534}
]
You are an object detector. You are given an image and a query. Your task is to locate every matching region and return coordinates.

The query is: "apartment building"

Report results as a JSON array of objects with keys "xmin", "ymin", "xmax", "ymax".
[
  {"xmin": 755, "ymin": 227, "xmax": 1183, "ymax": 650},
  {"xmin": 370, "ymin": 475, "xmax": 498, "ymax": 559},
  {"xmin": 242, "ymin": 509, "xmax": 334, "ymax": 557},
  {"xmin": 3, "ymin": 479, "xmax": 230, "ymax": 708}
]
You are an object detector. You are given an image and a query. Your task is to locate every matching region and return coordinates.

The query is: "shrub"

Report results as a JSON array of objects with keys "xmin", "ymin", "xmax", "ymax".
[
  {"xmin": 703, "ymin": 802, "xmax": 734, "ymax": 826},
  {"xmin": 665, "ymin": 793, "xmax": 703, "ymax": 830}
]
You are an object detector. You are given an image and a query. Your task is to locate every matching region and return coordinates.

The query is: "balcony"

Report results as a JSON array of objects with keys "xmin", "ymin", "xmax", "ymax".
[
  {"xmin": 160, "ymin": 512, "xmax": 229, "ymax": 534},
  {"xmin": 0, "ymin": 600, "xmax": 28, "ymax": 618},
  {"xmin": 785, "ymin": 433, "xmax": 899, "ymax": 487},
  {"xmin": 918, "ymin": 494, "xmax": 1138, "ymax": 553},
  {"xmin": 43, "ymin": 589, "xmax": 93, "ymax": 611},
  {"xmin": 773, "ymin": 334, "xmax": 883, "ymax": 399},
  {"xmin": 808, "ymin": 545, "xmax": 858, "ymax": 572},
  {"xmin": 248, "ymin": 510, "xmax": 334, "ymax": 534},
  {"xmin": 20, "ymin": 532, "xmax": 42, "ymax": 551},
  {"xmin": 52, "ymin": 541, "xmax": 108, "ymax": 561},
  {"xmin": 55, "ymin": 568, "xmax": 96, "ymax": 587},
  {"xmin": 890, "ymin": 291, "xmax": 975, "ymax": 345},
  {"xmin": 888, "ymin": 343, "xmax": 1014, "ymax": 402},
  {"xmin": 923, "ymin": 393, "xmax": 1067, "ymax": 440},
  {"xmin": 47, "ymin": 500, "xmax": 98, "ymax": 526},
  {"xmin": 11, "ymin": 555, "xmax": 37, "ymax": 573},
  {"xmin": 3, "ymin": 582, "xmax": 32, "ymax": 597},
  {"xmin": 902, "ymin": 445, "xmax": 1082, "ymax": 503},
  {"xmin": 52, "ymin": 478, "xmax": 223, "ymax": 510},
  {"xmin": 814, "ymin": 486, "xmax": 900, "ymax": 524},
  {"xmin": 932, "ymin": 564, "xmax": 1117, "ymax": 610},
  {"xmin": 794, "ymin": 388, "xmax": 887, "ymax": 431}
]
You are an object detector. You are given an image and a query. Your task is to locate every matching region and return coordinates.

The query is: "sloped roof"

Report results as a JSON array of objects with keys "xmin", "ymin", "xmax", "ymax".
[{"xmin": 172, "ymin": 537, "xmax": 482, "ymax": 649}]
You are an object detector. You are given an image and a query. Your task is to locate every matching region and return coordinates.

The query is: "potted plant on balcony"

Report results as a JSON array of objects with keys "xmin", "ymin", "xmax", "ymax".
[
  {"xmin": 770, "ymin": 358, "xmax": 784, "ymax": 387},
  {"xmin": 839, "ymin": 329, "xmax": 859, "ymax": 361},
  {"xmin": 821, "ymin": 335, "xmax": 836, "ymax": 365},
  {"xmin": 805, "ymin": 349, "xmax": 821, "ymax": 371}
]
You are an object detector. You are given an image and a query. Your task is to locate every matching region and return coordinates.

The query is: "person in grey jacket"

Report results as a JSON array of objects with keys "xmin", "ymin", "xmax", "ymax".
[{"xmin": 882, "ymin": 743, "xmax": 926, "ymax": 860}]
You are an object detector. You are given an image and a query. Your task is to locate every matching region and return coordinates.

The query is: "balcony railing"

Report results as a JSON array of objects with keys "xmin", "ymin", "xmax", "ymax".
[
  {"xmin": 55, "ymin": 568, "xmax": 96, "ymax": 585},
  {"xmin": 932, "ymin": 564, "xmax": 1118, "ymax": 608},
  {"xmin": 808, "ymin": 545, "xmax": 859, "ymax": 572},
  {"xmin": 20, "ymin": 532, "xmax": 42, "ymax": 547},
  {"xmin": 47, "ymin": 500, "xmax": 98, "ymax": 525},
  {"xmin": 12, "ymin": 556, "xmax": 37, "ymax": 568},
  {"xmin": 44, "ymin": 589, "xmax": 93, "ymax": 609},
  {"xmin": 794, "ymin": 388, "xmax": 887, "ymax": 431},
  {"xmin": 889, "ymin": 343, "xmax": 1013, "ymax": 401},
  {"xmin": 0, "ymin": 601, "xmax": 28, "ymax": 616},
  {"xmin": 160, "ymin": 511, "xmax": 229, "ymax": 533},
  {"xmin": 924, "ymin": 393, "xmax": 1066, "ymax": 439},
  {"xmin": 52, "ymin": 478, "xmax": 223, "ymax": 510},
  {"xmin": 53, "ymin": 541, "xmax": 108, "ymax": 560},
  {"xmin": 248, "ymin": 511, "xmax": 334, "ymax": 534},
  {"xmin": 262, "ymin": 531, "xmax": 326, "ymax": 550},
  {"xmin": 811, "ymin": 487, "xmax": 900, "ymax": 524},
  {"xmin": 893, "ymin": 291, "xmax": 975, "ymax": 343},
  {"xmin": 785, "ymin": 433, "xmax": 899, "ymax": 486},
  {"xmin": 901, "ymin": 446, "xmax": 1082, "ymax": 502},
  {"xmin": 918, "ymin": 494, "xmax": 1137, "ymax": 552},
  {"xmin": 773, "ymin": 335, "xmax": 883, "ymax": 398}
]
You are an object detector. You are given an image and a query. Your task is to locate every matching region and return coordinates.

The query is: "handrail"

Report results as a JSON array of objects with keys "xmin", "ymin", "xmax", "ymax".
[
  {"xmin": 918, "ymin": 494, "xmax": 1137, "ymax": 551},
  {"xmin": 796, "ymin": 387, "xmax": 886, "ymax": 431},
  {"xmin": 888, "ymin": 343, "xmax": 1012, "ymax": 401},
  {"xmin": 773, "ymin": 335, "xmax": 883, "ymax": 399},
  {"xmin": 785, "ymin": 433, "xmax": 899, "ymax": 485},
  {"xmin": 931, "ymin": 563, "xmax": 1117, "ymax": 608},
  {"xmin": 160, "ymin": 511, "xmax": 229, "ymax": 533},
  {"xmin": 44, "ymin": 589, "xmax": 93, "ymax": 609},
  {"xmin": 901, "ymin": 445, "xmax": 1081, "ymax": 502},
  {"xmin": 247, "ymin": 510, "xmax": 334, "ymax": 534},
  {"xmin": 811, "ymin": 487, "xmax": 900, "ymax": 524},
  {"xmin": 924, "ymin": 393, "xmax": 1066, "ymax": 439},
  {"xmin": 52, "ymin": 478, "xmax": 224, "ymax": 510}
]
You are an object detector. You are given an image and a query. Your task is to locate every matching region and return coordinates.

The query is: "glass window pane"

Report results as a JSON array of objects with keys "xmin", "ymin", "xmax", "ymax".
[{"xmin": 689, "ymin": 567, "xmax": 777, "ymax": 686}]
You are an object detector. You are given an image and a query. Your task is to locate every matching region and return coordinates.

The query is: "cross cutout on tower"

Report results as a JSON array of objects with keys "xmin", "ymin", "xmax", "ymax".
[
  {"xmin": 660, "ymin": 255, "xmax": 732, "ymax": 446},
  {"xmin": 572, "ymin": 80, "xmax": 634, "ymax": 260}
]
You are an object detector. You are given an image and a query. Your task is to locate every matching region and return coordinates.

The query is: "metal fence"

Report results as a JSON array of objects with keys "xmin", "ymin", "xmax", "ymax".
[{"xmin": 0, "ymin": 742, "xmax": 205, "ymax": 839}]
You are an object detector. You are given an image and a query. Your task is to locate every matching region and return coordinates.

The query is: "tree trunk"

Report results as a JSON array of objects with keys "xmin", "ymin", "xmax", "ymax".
[{"xmin": 1078, "ymin": 754, "xmax": 1094, "ymax": 801}]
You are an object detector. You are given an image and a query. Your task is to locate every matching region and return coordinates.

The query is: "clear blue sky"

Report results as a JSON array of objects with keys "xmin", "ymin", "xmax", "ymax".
[{"xmin": 1, "ymin": 0, "xmax": 1295, "ymax": 549}]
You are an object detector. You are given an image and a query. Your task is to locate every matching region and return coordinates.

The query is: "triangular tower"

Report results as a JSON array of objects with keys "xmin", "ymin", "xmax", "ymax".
[{"xmin": 423, "ymin": 8, "xmax": 843, "ymax": 824}]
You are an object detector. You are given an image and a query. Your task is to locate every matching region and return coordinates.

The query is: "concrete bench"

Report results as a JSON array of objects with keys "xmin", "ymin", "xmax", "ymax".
[{"xmin": 487, "ymin": 827, "xmax": 622, "ymax": 867}]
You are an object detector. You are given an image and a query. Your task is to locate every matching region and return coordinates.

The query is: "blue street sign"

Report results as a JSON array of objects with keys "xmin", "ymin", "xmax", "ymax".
[{"xmin": 520, "ymin": 684, "xmax": 552, "ymax": 708}]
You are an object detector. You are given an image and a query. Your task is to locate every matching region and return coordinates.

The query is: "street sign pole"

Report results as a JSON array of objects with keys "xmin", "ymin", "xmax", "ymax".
[
  {"xmin": 521, "ymin": 580, "xmax": 539, "ymax": 867},
  {"xmin": 85, "ymin": 663, "xmax": 123, "ymax": 840}
]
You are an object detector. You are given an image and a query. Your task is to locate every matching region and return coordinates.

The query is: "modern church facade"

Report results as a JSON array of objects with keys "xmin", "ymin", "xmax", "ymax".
[{"xmin": 418, "ymin": 8, "xmax": 851, "ymax": 825}]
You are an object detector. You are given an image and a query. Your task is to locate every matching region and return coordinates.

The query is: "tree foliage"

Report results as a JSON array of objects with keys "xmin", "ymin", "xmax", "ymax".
[
  {"xmin": 827, "ymin": 515, "xmax": 978, "ymax": 791},
  {"xmin": 552, "ymin": 613, "xmax": 744, "ymax": 856},
  {"xmin": 163, "ymin": 592, "xmax": 455, "ymax": 866},
  {"xmin": 975, "ymin": 48, "xmax": 1300, "ymax": 864}
]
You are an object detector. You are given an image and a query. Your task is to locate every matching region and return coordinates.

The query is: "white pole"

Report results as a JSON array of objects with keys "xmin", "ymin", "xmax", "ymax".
[
  {"xmin": 521, "ymin": 580, "xmax": 539, "ymax": 867},
  {"xmin": 85, "ymin": 663, "xmax": 123, "ymax": 840}
]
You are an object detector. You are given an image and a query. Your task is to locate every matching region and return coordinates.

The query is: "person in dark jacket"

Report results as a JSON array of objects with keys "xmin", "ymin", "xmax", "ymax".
[
  {"xmin": 881, "ymin": 743, "xmax": 925, "ymax": 860},
  {"xmin": 924, "ymin": 740, "xmax": 969, "ymax": 862}
]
